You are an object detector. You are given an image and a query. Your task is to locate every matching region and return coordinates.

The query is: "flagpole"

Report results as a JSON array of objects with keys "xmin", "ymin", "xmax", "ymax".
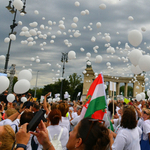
[{"xmin": 112, "ymin": 82, "xmax": 114, "ymax": 117}]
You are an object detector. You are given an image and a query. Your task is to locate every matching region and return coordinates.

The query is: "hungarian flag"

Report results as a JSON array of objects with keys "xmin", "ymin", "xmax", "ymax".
[{"xmin": 80, "ymin": 73, "xmax": 107, "ymax": 120}]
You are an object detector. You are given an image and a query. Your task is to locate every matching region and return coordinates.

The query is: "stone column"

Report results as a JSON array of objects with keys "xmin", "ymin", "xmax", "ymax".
[
  {"xmin": 109, "ymin": 82, "xmax": 112, "ymax": 97},
  {"xmin": 124, "ymin": 83, "xmax": 128, "ymax": 97},
  {"xmin": 116, "ymin": 82, "xmax": 120, "ymax": 96}
]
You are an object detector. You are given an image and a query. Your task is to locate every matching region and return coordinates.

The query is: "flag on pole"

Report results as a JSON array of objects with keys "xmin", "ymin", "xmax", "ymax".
[
  {"xmin": 80, "ymin": 73, "xmax": 107, "ymax": 120},
  {"xmin": 124, "ymin": 98, "xmax": 130, "ymax": 104}
]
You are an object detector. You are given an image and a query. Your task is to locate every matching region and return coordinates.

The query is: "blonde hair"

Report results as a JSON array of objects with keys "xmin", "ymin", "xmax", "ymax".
[
  {"xmin": 146, "ymin": 109, "xmax": 150, "ymax": 118},
  {"xmin": 5, "ymin": 108, "xmax": 17, "ymax": 118},
  {"xmin": 0, "ymin": 125, "xmax": 15, "ymax": 150}
]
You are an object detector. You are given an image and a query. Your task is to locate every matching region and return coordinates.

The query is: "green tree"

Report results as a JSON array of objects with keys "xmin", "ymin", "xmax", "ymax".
[
  {"xmin": 68, "ymin": 73, "xmax": 83, "ymax": 100},
  {"xmin": 42, "ymin": 79, "xmax": 70, "ymax": 99},
  {"xmin": 120, "ymin": 85, "xmax": 133, "ymax": 97}
]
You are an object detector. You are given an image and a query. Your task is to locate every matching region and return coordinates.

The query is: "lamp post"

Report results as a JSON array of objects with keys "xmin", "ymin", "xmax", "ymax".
[
  {"xmin": 4, "ymin": 0, "xmax": 27, "ymax": 73},
  {"xmin": 60, "ymin": 52, "xmax": 68, "ymax": 100}
]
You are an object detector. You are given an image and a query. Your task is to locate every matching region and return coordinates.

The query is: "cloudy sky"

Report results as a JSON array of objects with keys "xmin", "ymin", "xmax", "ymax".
[{"xmin": 1, "ymin": 0, "xmax": 150, "ymax": 90}]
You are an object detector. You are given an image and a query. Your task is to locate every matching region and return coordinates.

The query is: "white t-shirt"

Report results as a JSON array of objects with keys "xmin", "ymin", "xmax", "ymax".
[
  {"xmin": 59, "ymin": 116, "xmax": 70, "ymax": 131},
  {"xmin": 71, "ymin": 115, "xmax": 81, "ymax": 130},
  {"xmin": 0, "ymin": 119, "xmax": 13, "ymax": 126},
  {"xmin": 140, "ymin": 119, "xmax": 150, "ymax": 140},
  {"xmin": 112, "ymin": 127, "xmax": 142, "ymax": 150},
  {"xmin": 68, "ymin": 111, "xmax": 78, "ymax": 121},
  {"xmin": 47, "ymin": 125, "xmax": 69, "ymax": 150}
]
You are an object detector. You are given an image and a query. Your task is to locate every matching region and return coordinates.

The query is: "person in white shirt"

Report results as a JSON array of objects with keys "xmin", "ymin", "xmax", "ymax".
[
  {"xmin": 109, "ymin": 107, "xmax": 142, "ymax": 150},
  {"xmin": 70, "ymin": 106, "xmax": 82, "ymax": 130},
  {"xmin": 47, "ymin": 109, "xmax": 69, "ymax": 150},
  {"xmin": 139, "ymin": 108, "xmax": 150, "ymax": 150},
  {"xmin": 58, "ymin": 102, "xmax": 70, "ymax": 131}
]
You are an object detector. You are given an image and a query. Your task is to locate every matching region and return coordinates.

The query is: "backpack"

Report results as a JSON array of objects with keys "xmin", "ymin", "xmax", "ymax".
[{"xmin": 48, "ymin": 128, "xmax": 63, "ymax": 150}]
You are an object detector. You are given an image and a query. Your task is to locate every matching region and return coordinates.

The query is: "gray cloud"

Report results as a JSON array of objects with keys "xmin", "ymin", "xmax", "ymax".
[{"xmin": 1, "ymin": 0, "xmax": 150, "ymax": 90}]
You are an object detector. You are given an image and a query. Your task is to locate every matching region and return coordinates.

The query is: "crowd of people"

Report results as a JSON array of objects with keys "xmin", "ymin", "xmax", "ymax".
[{"xmin": 0, "ymin": 90, "xmax": 150, "ymax": 150}]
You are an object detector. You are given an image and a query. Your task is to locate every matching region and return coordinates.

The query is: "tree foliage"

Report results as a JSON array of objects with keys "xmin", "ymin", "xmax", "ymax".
[{"xmin": 36, "ymin": 73, "xmax": 83, "ymax": 101}]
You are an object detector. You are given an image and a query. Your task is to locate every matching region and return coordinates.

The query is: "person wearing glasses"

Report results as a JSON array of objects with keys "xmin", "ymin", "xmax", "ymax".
[
  {"xmin": 109, "ymin": 107, "xmax": 142, "ymax": 150},
  {"xmin": 138, "ymin": 108, "xmax": 150, "ymax": 150}
]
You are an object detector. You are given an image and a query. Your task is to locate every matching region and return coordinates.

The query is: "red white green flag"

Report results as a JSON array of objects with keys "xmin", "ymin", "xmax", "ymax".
[{"xmin": 80, "ymin": 73, "xmax": 107, "ymax": 120}]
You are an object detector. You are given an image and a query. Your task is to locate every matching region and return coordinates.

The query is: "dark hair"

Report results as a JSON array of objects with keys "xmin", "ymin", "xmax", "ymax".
[
  {"xmin": 121, "ymin": 108, "xmax": 137, "ymax": 129},
  {"xmin": 48, "ymin": 109, "xmax": 61, "ymax": 125},
  {"xmin": 77, "ymin": 118, "xmax": 110, "ymax": 150},
  {"xmin": 33, "ymin": 102, "xmax": 40, "ymax": 110},
  {"xmin": 20, "ymin": 111, "xmax": 34, "ymax": 125},
  {"xmin": 108, "ymin": 101, "xmax": 117, "ymax": 116},
  {"xmin": 0, "ymin": 104, "xmax": 2, "ymax": 111},
  {"xmin": 58, "ymin": 102, "xmax": 69, "ymax": 117}
]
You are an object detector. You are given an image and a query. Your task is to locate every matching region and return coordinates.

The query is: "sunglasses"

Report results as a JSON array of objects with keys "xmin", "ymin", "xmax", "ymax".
[
  {"xmin": 82, "ymin": 118, "xmax": 105, "ymax": 144},
  {"xmin": 143, "ymin": 111, "xmax": 148, "ymax": 115}
]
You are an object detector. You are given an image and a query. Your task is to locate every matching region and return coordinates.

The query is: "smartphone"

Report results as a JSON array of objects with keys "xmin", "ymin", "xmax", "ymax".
[{"xmin": 27, "ymin": 109, "xmax": 46, "ymax": 132}]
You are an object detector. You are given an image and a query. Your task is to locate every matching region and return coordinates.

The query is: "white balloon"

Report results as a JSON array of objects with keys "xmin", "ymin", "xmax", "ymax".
[
  {"xmin": 95, "ymin": 55, "xmax": 102, "ymax": 63},
  {"xmin": 18, "ymin": 21, "xmax": 22, "ymax": 25},
  {"xmin": 80, "ymin": 48, "xmax": 84, "ymax": 52},
  {"xmin": 0, "ymin": 76, "xmax": 10, "ymax": 94},
  {"xmin": 4, "ymin": 37, "xmax": 10, "ymax": 43},
  {"xmin": 13, "ymin": 0, "xmax": 23, "ymax": 11},
  {"xmin": 71, "ymin": 23, "xmax": 77, "ymax": 28},
  {"xmin": 40, "ymin": 24, "xmax": 45, "ymax": 30},
  {"xmin": 96, "ymin": 22, "xmax": 101, "ymax": 28},
  {"xmin": 73, "ymin": 17, "xmax": 78, "ymax": 23},
  {"xmin": 140, "ymin": 92, "xmax": 145, "ymax": 100},
  {"xmin": 34, "ymin": 10, "xmax": 39, "ymax": 15},
  {"xmin": 29, "ymin": 29, "xmax": 37, "ymax": 36},
  {"xmin": 7, "ymin": 94, "xmax": 15, "ymax": 103},
  {"xmin": 131, "ymin": 65, "xmax": 142, "ymax": 75},
  {"xmin": 68, "ymin": 51, "xmax": 76, "ymax": 59},
  {"xmin": 128, "ymin": 16, "xmax": 134, "ymax": 21},
  {"xmin": 59, "ymin": 24, "xmax": 65, "ymax": 30},
  {"xmin": 48, "ymin": 20, "xmax": 52, "ymax": 25},
  {"xmin": 128, "ymin": 30, "xmax": 142, "ymax": 47},
  {"xmin": 83, "ymin": 70, "xmax": 87, "ymax": 74},
  {"xmin": 87, "ymin": 61, "xmax": 91, "ymax": 66},
  {"xmin": 28, "ymin": 42, "xmax": 33, "ymax": 46},
  {"xmin": 14, "ymin": 79, "xmax": 30, "ymax": 94},
  {"xmin": 57, "ymin": 30, "xmax": 62, "ymax": 35},
  {"xmin": 0, "ymin": 55, "xmax": 5, "ymax": 60},
  {"xmin": 147, "ymin": 91, "xmax": 150, "ymax": 97},
  {"xmin": 75, "ymin": 1, "xmax": 80, "ymax": 6},
  {"xmin": 141, "ymin": 27, "xmax": 146, "ymax": 32},
  {"xmin": 129, "ymin": 49, "xmax": 142, "ymax": 66},
  {"xmin": 136, "ymin": 94, "xmax": 142, "ymax": 101},
  {"xmin": 81, "ymin": 11, "xmax": 86, "ymax": 15},
  {"xmin": 21, "ymin": 97, "xmax": 27, "ymax": 103},
  {"xmin": 138, "ymin": 55, "xmax": 150, "ymax": 71},
  {"xmin": 9, "ymin": 34, "xmax": 16, "ymax": 41},
  {"xmin": 36, "ymin": 59, "xmax": 40, "ymax": 63},
  {"xmin": 22, "ymin": 26, "xmax": 28, "ymax": 31},
  {"xmin": 18, "ymin": 69, "xmax": 32, "ymax": 81},
  {"xmin": 86, "ymin": 52, "xmax": 91, "ymax": 57},
  {"xmin": 31, "ymin": 57, "xmax": 35, "ymax": 61},
  {"xmin": 85, "ymin": 9, "xmax": 89, "ymax": 15},
  {"xmin": 99, "ymin": 4, "xmax": 106, "ymax": 10},
  {"xmin": 19, "ymin": 31, "xmax": 25, "ymax": 36},
  {"xmin": 74, "ymin": 32, "xmax": 81, "ymax": 37},
  {"xmin": 105, "ymin": 36, "xmax": 111, "ymax": 42}
]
